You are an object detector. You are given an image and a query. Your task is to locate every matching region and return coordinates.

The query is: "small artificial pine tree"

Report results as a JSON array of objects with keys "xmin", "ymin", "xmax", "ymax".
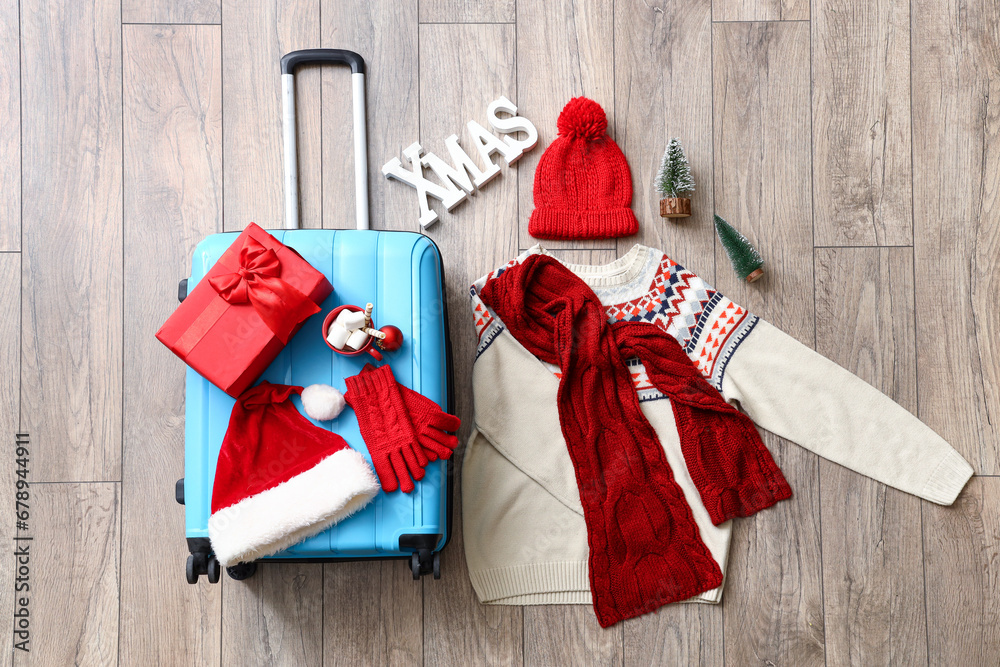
[
  {"xmin": 656, "ymin": 138, "xmax": 695, "ymax": 198},
  {"xmin": 714, "ymin": 215, "xmax": 764, "ymax": 282}
]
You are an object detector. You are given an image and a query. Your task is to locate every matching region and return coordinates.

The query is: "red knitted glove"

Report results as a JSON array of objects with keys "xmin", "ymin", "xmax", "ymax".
[
  {"xmin": 344, "ymin": 365, "xmax": 428, "ymax": 493},
  {"xmin": 360, "ymin": 364, "xmax": 460, "ymax": 462}
]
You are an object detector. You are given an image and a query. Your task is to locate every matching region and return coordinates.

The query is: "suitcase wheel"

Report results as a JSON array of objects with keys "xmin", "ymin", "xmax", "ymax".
[
  {"xmin": 226, "ymin": 562, "xmax": 258, "ymax": 581},
  {"xmin": 206, "ymin": 556, "xmax": 221, "ymax": 584},
  {"xmin": 186, "ymin": 552, "xmax": 221, "ymax": 584},
  {"xmin": 186, "ymin": 554, "xmax": 200, "ymax": 584},
  {"xmin": 175, "ymin": 478, "xmax": 184, "ymax": 505},
  {"xmin": 178, "ymin": 278, "xmax": 189, "ymax": 303},
  {"xmin": 410, "ymin": 550, "xmax": 441, "ymax": 580}
]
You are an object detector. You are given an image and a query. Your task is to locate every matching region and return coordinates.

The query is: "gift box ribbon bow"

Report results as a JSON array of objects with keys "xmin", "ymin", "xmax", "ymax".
[{"xmin": 208, "ymin": 236, "xmax": 320, "ymax": 343}]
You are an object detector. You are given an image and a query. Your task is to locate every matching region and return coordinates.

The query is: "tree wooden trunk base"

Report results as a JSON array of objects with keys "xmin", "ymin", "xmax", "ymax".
[
  {"xmin": 745, "ymin": 267, "xmax": 764, "ymax": 283},
  {"xmin": 660, "ymin": 198, "xmax": 692, "ymax": 218}
]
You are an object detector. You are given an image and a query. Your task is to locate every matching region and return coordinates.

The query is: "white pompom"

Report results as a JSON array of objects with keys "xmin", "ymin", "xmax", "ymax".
[{"xmin": 301, "ymin": 384, "xmax": 346, "ymax": 421}]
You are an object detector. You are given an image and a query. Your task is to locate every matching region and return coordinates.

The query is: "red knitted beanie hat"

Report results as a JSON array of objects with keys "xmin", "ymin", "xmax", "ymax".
[{"xmin": 528, "ymin": 97, "xmax": 639, "ymax": 240}]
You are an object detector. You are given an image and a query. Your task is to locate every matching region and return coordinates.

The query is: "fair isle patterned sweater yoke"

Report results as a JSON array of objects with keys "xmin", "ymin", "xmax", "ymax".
[
  {"xmin": 461, "ymin": 244, "xmax": 974, "ymax": 608},
  {"xmin": 471, "ymin": 244, "xmax": 757, "ymax": 395}
]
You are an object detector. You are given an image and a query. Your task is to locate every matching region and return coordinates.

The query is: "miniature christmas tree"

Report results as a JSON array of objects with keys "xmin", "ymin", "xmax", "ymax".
[
  {"xmin": 656, "ymin": 138, "xmax": 695, "ymax": 197},
  {"xmin": 714, "ymin": 215, "xmax": 764, "ymax": 282},
  {"xmin": 656, "ymin": 138, "xmax": 695, "ymax": 219}
]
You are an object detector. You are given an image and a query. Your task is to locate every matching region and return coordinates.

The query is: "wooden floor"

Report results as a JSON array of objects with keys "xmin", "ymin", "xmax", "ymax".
[{"xmin": 3, "ymin": 0, "xmax": 999, "ymax": 664}]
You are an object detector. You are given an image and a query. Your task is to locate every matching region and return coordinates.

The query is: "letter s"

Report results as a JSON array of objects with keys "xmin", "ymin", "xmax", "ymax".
[{"xmin": 487, "ymin": 96, "xmax": 538, "ymax": 163}]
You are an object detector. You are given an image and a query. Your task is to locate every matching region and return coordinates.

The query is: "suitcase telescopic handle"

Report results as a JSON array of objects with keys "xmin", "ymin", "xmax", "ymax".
[
  {"xmin": 280, "ymin": 49, "xmax": 365, "ymax": 75},
  {"xmin": 280, "ymin": 49, "xmax": 369, "ymax": 231}
]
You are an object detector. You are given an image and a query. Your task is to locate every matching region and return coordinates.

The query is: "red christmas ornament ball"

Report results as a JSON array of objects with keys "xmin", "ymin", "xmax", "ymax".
[{"xmin": 377, "ymin": 325, "xmax": 403, "ymax": 352}]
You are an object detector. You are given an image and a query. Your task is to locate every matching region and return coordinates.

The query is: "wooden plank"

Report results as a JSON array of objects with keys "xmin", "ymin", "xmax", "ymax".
[
  {"xmin": 526, "ymin": 607, "xmax": 622, "ymax": 667},
  {"xmin": 912, "ymin": 0, "xmax": 1000, "ymax": 473},
  {"xmin": 317, "ymin": 2, "xmax": 425, "ymax": 662},
  {"xmin": 812, "ymin": 0, "xmax": 912, "ymax": 246},
  {"xmin": 614, "ymin": 0, "xmax": 715, "ymax": 276},
  {"xmin": 13, "ymin": 483, "xmax": 119, "ymax": 666},
  {"xmin": 324, "ymin": 563, "xmax": 380, "ymax": 666},
  {"xmin": 20, "ymin": 0, "xmax": 122, "ymax": 482},
  {"xmin": 624, "ymin": 605, "xmax": 722, "ymax": 667},
  {"xmin": 224, "ymin": 564, "xmax": 323, "ymax": 666},
  {"xmin": 122, "ymin": 0, "xmax": 220, "ymax": 25},
  {"xmin": 713, "ymin": 0, "xmax": 808, "ymax": 21},
  {"xmin": 324, "ymin": 561, "xmax": 422, "ymax": 666},
  {"xmin": 222, "ymin": 0, "xmax": 321, "ymax": 231},
  {"xmin": 418, "ymin": 23, "xmax": 522, "ymax": 666},
  {"xmin": 814, "ymin": 248, "xmax": 927, "ymax": 666},
  {"xmin": 923, "ymin": 477, "xmax": 1000, "ymax": 662},
  {"xmin": 615, "ymin": 8, "xmax": 722, "ymax": 659},
  {"xmin": 522, "ymin": 248, "xmax": 623, "ymax": 666},
  {"xmin": 0, "ymin": 0, "xmax": 19, "ymax": 250},
  {"xmin": 419, "ymin": 0, "xmax": 515, "ymax": 23},
  {"xmin": 218, "ymin": 3, "xmax": 329, "ymax": 658},
  {"xmin": 0, "ymin": 255, "xmax": 18, "ymax": 667},
  {"xmin": 119, "ymin": 24, "xmax": 222, "ymax": 665},
  {"xmin": 516, "ymin": 0, "xmax": 615, "ymax": 251},
  {"xmin": 721, "ymin": 434, "xmax": 825, "ymax": 667},
  {"xmin": 321, "ymin": 0, "xmax": 417, "ymax": 232},
  {"xmin": 915, "ymin": 1, "xmax": 1000, "ymax": 656},
  {"xmin": 712, "ymin": 21, "xmax": 813, "ymax": 339},
  {"xmin": 713, "ymin": 22, "xmax": 824, "ymax": 667}
]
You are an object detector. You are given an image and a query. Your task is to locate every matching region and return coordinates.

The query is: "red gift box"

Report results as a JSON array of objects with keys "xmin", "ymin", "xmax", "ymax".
[{"xmin": 156, "ymin": 223, "xmax": 333, "ymax": 397}]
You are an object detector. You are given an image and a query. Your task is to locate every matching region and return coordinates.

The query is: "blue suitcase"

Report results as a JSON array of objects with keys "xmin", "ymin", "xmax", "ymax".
[{"xmin": 176, "ymin": 50, "xmax": 453, "ymax": 584}]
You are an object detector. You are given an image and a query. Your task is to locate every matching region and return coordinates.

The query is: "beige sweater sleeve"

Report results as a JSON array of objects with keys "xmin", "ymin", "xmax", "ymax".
[
  {"xmin": 721, "ymin": 320, "xmax": 973, "ymax": 505},
  {"xmin": 472, "ymin": 331, "xmax": 585, "ymax": 516}
]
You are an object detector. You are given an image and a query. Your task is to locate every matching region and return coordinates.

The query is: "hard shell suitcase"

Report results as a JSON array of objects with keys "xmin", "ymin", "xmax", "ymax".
[{"xmin": 177, "ymin": 50, "xmax": 453, "ymax": 584}]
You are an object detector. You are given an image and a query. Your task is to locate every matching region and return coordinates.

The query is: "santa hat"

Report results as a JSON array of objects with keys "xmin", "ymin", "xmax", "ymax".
[
  {"xmin": 208, "ymin": 381, "xmax": 378, "ymax": 567},
  {"xmin": 528, "ymin": 97, "xmax": 638, "ymax": 240}
]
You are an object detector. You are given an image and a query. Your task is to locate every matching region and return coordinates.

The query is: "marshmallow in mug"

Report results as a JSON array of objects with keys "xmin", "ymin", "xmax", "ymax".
[
  {"xmin": 345, "ymin": 328, "xmax": 371, "ymax": 351},
  {"xmin": 334, "ymin": 309, "xmax": 368, "ymax": 331},
  {"xmin": 326, "ymin": 322, "xmax": 351, "ymax": 349}
]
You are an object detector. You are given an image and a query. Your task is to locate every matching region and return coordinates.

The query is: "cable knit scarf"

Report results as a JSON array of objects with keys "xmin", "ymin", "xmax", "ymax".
[
  {"xmin": 613, "ymin": 322, "xmax": 792, "ymax": 524},
  {"xmin": 478, "ymin": 253, "xmax": 791, "ymax": 627}
]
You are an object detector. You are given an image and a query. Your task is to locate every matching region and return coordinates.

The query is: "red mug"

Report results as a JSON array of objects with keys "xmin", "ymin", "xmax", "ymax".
[{"xmin": 323, "ymin": 305, "xmax": 383, "ymax": 361}]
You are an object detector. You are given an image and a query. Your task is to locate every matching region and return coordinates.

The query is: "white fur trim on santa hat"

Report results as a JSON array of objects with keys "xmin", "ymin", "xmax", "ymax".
[
  {"xmin": 301, "ymin": 383, "xmax": 346, "ymax": 421},
  {"xmin": 208, "ymin": 447, "xmax": 379, "ymax": 567}
]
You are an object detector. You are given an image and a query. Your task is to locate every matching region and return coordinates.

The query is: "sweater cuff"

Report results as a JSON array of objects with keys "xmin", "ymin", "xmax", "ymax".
[{"xmin": 920, "ymin": 449, "xmax": 974, "ymax": 506}]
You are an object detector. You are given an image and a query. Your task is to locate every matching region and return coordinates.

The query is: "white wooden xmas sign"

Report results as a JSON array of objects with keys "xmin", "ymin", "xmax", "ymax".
[{"xmin": 381, "ymin": 96, "xmax": 538, "ymax": 228}]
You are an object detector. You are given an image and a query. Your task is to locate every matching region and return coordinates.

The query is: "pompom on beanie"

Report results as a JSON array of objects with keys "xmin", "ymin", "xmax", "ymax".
[{"xmin": 528, "ymin": 97, "xmax": 639, "ymax": 240}]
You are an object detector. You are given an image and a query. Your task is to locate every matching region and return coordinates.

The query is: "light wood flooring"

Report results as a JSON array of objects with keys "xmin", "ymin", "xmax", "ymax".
[{"xmin": 2, "ymin": 0, "xmax": 999, "ymax": 664}]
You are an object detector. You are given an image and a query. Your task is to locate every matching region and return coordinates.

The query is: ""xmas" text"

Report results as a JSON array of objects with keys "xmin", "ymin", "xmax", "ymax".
[{"xmin": 381, "ymin": 96, "xmax": 538, "ymax": 228}]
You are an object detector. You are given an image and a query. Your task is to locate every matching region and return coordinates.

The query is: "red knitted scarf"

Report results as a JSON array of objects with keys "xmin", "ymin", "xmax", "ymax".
[
  {"xmin": 613, "ymin": 322, "xmax": 792, "ymax": 524},
  {"xmin": 478, "ymin": 254, "xmax": 791, "ymax": 627}
]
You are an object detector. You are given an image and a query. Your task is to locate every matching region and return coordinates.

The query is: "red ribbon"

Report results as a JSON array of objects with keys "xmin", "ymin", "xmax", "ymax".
[{"xmin": 208, "ymin": 236, "xmax": 320, "ymax": 343}]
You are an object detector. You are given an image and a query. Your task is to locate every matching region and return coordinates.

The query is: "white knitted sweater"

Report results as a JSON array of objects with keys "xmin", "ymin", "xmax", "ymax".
[{"xmin": 462, "ymin": 244, "xmax": 973, "ymax": 606}]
